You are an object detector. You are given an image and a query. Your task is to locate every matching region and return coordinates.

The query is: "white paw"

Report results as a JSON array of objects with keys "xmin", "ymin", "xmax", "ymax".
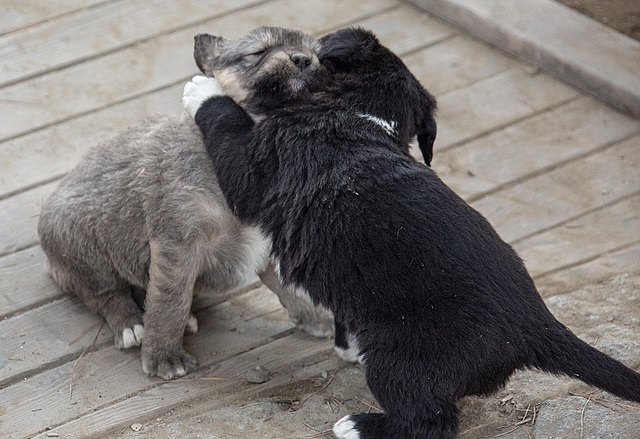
[
  {"xmin": 333, "ymin": 416, "xmax": 360, "ymax": 439},
  {"xmin": 335, "ymin": 345, "xmax": 364, "ymax": 364},
  {"xmin": 120, "ymin": 324, "xmax": 144, "ymax": 349},
  {"xmin": 335, "ymin": 332, "xmax": 364, "ymax": 364},
  {"xmin": 182, "ymin": 75, "xmax": 226, "ymax": 118},
  {"xmin": 184, "ymin": 314, "xmax": 198, "ymax": 335}
]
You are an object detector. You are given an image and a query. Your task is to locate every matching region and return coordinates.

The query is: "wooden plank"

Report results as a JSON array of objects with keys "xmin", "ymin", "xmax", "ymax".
[
  {"xmin": 431, "ymin": 66, "xmax": 579, "ymax": 154},
  {"xmin": 535, "ymin": 243, "xmax": 640, "ymax": 297},
  {"xmin": 406, "ymin": 0, "xmax": 640, "ymax": 119},
  {"xmin": 0, "ymin": 70, "xmax": 584, "ymax": 258},
  {"xmin": 349, "ymin": 4, "xmax": 458, "ymax": 54},
  {"xmin": 404, "ymin": 33, "xmax": 517, "ymax": 96},
  {"xmin": 0, "ymin": 31, "xmax": 194, "ymax": 143},
  {"xmin": 0, "ymin": 0, "xmax": 422, "ymax": 251},
  {"xmin": 33, "ymin": 274, "xmax": 640, "ymax": 438},
  {"xmin": 0, "ymin": 246, "xmax": 61, "ymax": 319},
  {"xmin": 0, "ymin": 4, "xmax": 450, "ymax": 199},
  {"xmin": 0, "ymin": 0, "xmax": 266, "ymax": 86},
  {"xmin": 0, "ymin": 295, "xmax": 108, "ymax": 387},
  {"xmin": 435, "ymin": 96, "xmax": 640, "ymax": 200},
  {"xmin": 0, "ymin": 29, "xmax": 523, "ymax": 201},
  {"xmin": 0, "ymin": 0, "xmax": 397, "ymax": 142},
  {"xmin": 0, "ymin": 242, "xmax": 259, "ymax": 328},
  {"xmin": 0, "ymin": 85, "xmax": 184, "ymax": 199},
  {"xmin": 0, "ymin": 180, "xmax": 57, "ymax": 257},
  {"xmin": 33, "ymin": 333, "xmax": 336, "ymax": 439},
  {"xmin": 514, "ymin": 194, "xmax": 640, "ymax": 277},
  {"xmin": 0, "ymin": 0, "xmax": 108, "ymax": 36},
  {"xmin": 0, "ymin": 285, "xmax": 294, "ymax": 438},
  {"xmin": 205, "ymin": 0, "xmax": 398, "ymax": 38},
  {"xmin": 470, "ymin": 136, "xmax": 640, "ymax": 243},
  {"xmin": 0, "ymin": 283, "xmax": 282, "ymax": 387}
]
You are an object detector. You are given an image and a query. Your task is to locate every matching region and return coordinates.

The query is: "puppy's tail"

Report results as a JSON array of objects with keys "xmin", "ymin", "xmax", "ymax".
[{"xmin": 534, "ymin": 322, "xmax": 640, "ymax": 403}]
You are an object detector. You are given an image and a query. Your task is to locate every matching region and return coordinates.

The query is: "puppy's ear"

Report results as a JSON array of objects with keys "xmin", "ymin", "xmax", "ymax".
[
  {"xmin": 194, "ymin": 34, "xmax": 227, "ymax": 74},
  {"xmin": 417, "ymin": 116, "xmax": 437, "ymax": 167},
  {"xmin": 417, "ymin": 91, "xmax": 437, "ymax": 167},
  {"xmin": 318, "ymin": 27, "xmax": 378, "ymax": 71}
]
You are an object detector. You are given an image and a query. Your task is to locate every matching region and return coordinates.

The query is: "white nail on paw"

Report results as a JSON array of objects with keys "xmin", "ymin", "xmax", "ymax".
[
  {"xmin": 133, "ymin": 324, "xmax": 145, "ymax": 343},
  {"xmin": 161, "ymin": 365, "xmax": 186, "ymax": 381},
  {"xmin": 182, "ymin": 75, "xmax": 226, "ymax": 117},
  {"xmin": 121, "ymin": 328, "xmax": 139, "ymax": 348},
  {"xmin": 119, "ymin": 325, "xmax": 144, "ymax": 349},
  {"xmin": 333, "ymin": 416, "xmax": 360, "ymax": 439},
  {"xmin": 185, "ymin": 314, "xmax": 198, "ymax": 335}
]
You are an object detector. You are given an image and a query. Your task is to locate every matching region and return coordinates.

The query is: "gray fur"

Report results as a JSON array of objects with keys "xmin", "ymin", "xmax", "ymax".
[
  {"xmin": 195, "ymin": 27, "xmax": 322, "ymax": 117},
  {"xmin": 37, "ymin": 27, "xmax": 332, "ymax": 381}
]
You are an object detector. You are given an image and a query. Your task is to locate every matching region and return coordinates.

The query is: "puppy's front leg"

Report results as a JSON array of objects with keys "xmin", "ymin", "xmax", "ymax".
[
  {"xmin": 183, "ymin": 76, "xmax": 258, "ymax": 220},
  {"xmin": 141, "ymin": 241, "xmax": 197, "ymax": 380}
]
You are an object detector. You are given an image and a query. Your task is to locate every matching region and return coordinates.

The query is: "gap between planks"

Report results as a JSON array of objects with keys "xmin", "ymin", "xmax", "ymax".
[
  {"xmin": 33, "ymin": 334, "xmax": 338, "ymax": 439},
  {"xmin": 0, "ymin": 0, "xmax": 278, "ymax": 89},
  {"xmin": 0, "ymin": 1, "xmax": 426, "ymax": 148},
  {"xmin": 466, "ymin": 130, "xmax": 640, "ymax": 205}
]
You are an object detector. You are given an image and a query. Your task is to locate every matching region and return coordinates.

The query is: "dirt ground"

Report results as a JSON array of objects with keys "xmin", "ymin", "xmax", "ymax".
[
  {"xmin": 555, "ymin": 0, "xmax": 640, "ymax": 41},
  {"xmin": 116, "ymin": 274, "xmax": 640, "ymax": 439}
]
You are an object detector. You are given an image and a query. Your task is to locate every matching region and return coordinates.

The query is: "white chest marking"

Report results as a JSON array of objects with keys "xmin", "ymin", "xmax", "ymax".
[{"xmin": 357, "ymin": 113, "xmax": 397, "ymax": 136}]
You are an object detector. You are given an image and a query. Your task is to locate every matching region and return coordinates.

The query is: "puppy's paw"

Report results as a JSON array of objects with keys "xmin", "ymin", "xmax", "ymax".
[
  {"xmin": 333, "ymin": 416, "xmax": 360, "ymax": 439},
  {"xmin": 184, "ymin": 313, "xmax": 198, "ymax": 335},
  {"xmin": 335, "ymin": 414, "xmax": 388, "ymax": 439},
  {"xmin": 114, "ymin": 324, "xmax": 145, "ymax": 349},
  {"xmin": 141, "ymin": 344, "xmax": 197, "ymax": 380},
  {"xmin": 298, "ymin": 320, "xmax": 334, "ymax": 338},
  {"xmin": 182, "ymin": 75, "xmax": 225, "ymax": 118},
  {"xmin": 334, "ymin": 332, "xmax": 364, "ymax": 364},
  {"xmin": 335, "ymin": 344, "xmax": 364, "ymax": 364}
]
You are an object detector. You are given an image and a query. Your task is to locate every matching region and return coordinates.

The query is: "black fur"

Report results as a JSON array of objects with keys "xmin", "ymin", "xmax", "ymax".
[
  {"xmin": 318, "ymin": 28, "xmax": 436, "ymax": 166},
  {"xmin": 191, "ymin": 28, "xmax": 640, "ymax": 439}
]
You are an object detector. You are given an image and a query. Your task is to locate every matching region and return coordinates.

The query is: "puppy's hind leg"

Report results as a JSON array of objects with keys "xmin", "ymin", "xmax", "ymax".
[
  {"xmin": 46, "ymin": 259, "xmax": 145, "ymax": 349},
  {"xmin": 259, "ymin": 263, "xmax": 334, "ymax": 338},
  {"xmin": 334, "ymin": 405, "xmax": 458, "ymax": 439},
  {"xmin": 97, "ymin": 282, "xmax": 146, "ymax": 349},
  {"xmin": 334, "ymin": 320, "xmax": 363, "ymax": 363},
  {"xmin": 334, "ymin": 339, "xmax": 459, "ymax": 439}
]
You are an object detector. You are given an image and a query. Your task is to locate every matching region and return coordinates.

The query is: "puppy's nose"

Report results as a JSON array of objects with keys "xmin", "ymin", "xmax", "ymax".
[{"xmin": 291, "ymin": 52, "xmax": 312, "ymax": 70}]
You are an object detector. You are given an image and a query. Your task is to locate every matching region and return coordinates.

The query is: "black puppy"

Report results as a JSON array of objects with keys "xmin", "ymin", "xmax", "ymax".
[{"xmin": 183, "ymin": 28, "xmax": 640, "ymax": 439}]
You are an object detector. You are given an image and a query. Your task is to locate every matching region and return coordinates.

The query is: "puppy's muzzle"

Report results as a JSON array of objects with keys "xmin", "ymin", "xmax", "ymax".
[{"xmin": 291, "ymin": 52, "xmax": 312, "ymax": 70}]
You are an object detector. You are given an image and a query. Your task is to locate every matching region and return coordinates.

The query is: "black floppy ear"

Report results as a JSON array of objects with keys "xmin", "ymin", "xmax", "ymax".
[
  {"xmin": 417, "ymin": 115, "xmax": 437, "ymax": 167},
  {"xmin": 416, "ymin": 88, "xmax": 437, "ymax": 167},
  {"xmin": 318, "ymin": 27, "xmax": 378, "ymax": 71}
]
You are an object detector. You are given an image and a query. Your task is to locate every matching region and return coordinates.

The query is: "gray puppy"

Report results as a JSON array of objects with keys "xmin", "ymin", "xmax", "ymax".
[{"xmin": 37, "ymin": 27, "xmax": 333, "ymax": 380}]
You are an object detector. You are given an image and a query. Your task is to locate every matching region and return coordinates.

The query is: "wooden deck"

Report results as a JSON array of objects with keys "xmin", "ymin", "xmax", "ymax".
[{"xmin": 1, "ymin": 1, "xmax": 639, "ymax": 438}]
